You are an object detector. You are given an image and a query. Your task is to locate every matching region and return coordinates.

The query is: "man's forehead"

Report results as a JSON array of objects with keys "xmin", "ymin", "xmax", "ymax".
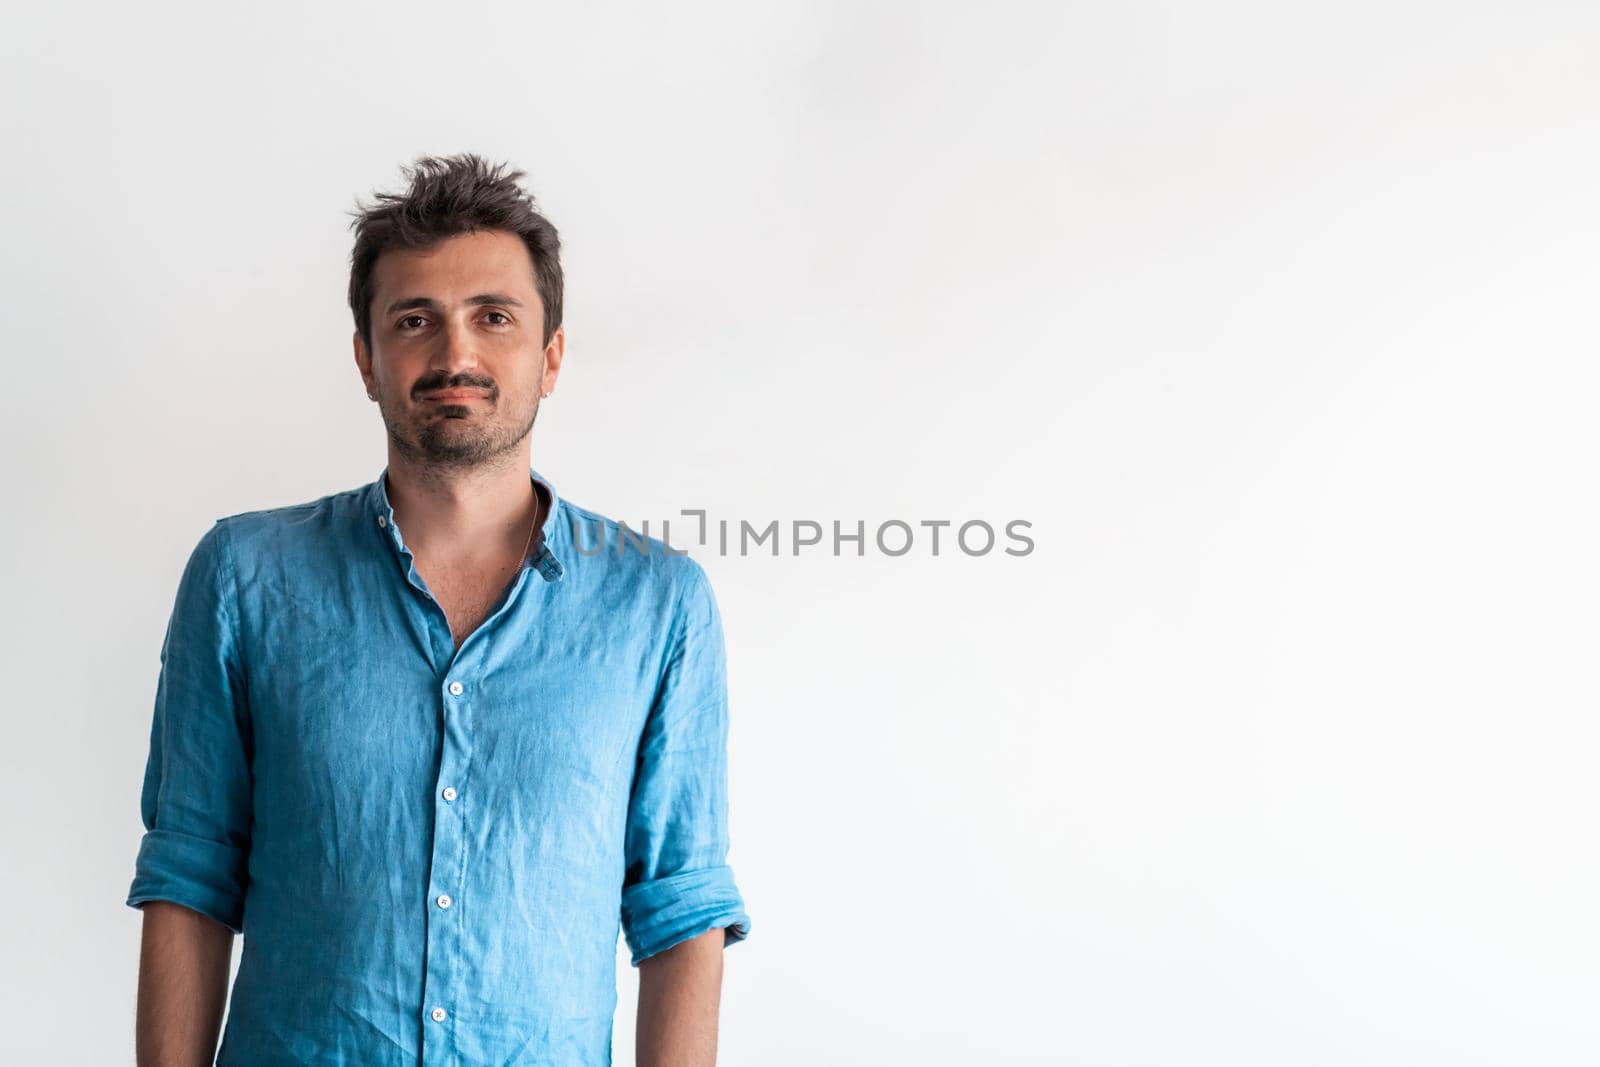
[{"xmin": 372, "ymin": 229, "xmax": 539, "ymax": 301}]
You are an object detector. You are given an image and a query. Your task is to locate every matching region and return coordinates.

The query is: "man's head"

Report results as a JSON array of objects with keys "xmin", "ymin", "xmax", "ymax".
[{"xmin": 349, "ymin": 153, "xmax": 565, "ymax": 471}]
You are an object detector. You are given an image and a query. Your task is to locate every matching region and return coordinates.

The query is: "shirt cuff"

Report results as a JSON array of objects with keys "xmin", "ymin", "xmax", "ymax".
[
  {"xmin": 620, "ymin": 865, "xmax": 751, "ymax": 967},
  {"xmin": 126, "ymin": 828, "xmax": 249, "ymax": 934}
]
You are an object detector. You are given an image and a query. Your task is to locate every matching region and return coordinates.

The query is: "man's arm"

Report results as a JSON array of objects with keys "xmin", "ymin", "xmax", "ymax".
[
  {"xmin": 636, "ymin": 927, "xmax": 725, "ymax": 1067},
  {"xmin": 126, "ymin": 520, "xmax": 253, "ymax": 1063},
  {"xmin": 137, "ymin": 901, "xmax": 234, "ymax": 1067},
  {"xmin": 619, "ymin": 561, "xmax": 751, "ymax": 1055}
]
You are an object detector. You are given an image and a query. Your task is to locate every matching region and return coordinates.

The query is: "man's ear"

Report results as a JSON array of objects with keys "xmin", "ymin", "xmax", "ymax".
[
  {"xmin": 541, "ymin": 326, "xmax": 566, "ymax": 395},
  {"xmin": 353, "ymin": 330, "xmax": 376, "ymax": 400}
]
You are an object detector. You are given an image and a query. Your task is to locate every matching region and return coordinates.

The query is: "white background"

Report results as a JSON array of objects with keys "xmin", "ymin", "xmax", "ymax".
[{"xmin": 2, "ymin": 2, "xmax": 1598, "ymax": 1063}]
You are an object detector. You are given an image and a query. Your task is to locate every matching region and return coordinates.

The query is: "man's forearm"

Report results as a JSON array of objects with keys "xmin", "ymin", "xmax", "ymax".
[
  {"xmin": 635, "ymin": 927, "xmax": 726, "ymax": 1067},
  {"xmin": 137, "ymin": 901, "xmax": 234, "ymax": 1067}
]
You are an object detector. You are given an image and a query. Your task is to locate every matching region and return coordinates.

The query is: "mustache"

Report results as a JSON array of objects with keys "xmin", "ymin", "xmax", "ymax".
[{"xmin": 412, "ymin": 374, "xmax": 498, "ymax": 400}]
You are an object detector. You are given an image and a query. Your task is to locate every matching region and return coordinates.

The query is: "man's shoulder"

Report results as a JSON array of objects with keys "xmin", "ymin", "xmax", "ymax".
[
  {"xmin": 553, "ymin": 495, "xmax": 713, "ymax": 593},
  {"xmin": 206, "ymin": 483, "xmax": 370, "ymax": 564}
]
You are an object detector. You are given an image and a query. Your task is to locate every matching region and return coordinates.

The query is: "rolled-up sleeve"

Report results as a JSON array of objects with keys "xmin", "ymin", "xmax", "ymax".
[
  {"xmin": 126, "ymin": 519, "xmax": 253, "ymax": 933},
  {"xmin": 620, "ymin": 560, "xmax": 752, "ymax": 966}
]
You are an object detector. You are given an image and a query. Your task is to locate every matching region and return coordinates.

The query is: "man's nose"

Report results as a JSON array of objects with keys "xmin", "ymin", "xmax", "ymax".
[{"xmin": 431, "ymin": 317, "xmax": 480, "ymax": 374}]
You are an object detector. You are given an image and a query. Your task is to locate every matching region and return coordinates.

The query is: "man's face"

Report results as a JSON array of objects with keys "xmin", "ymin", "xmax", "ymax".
[{"xmin": 354, "ymin": 228, "xmax": 563, "ymax": 470}]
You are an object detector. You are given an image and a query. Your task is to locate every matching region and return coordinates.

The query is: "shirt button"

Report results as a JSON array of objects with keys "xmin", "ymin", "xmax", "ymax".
[
  {"xmin": 430, "ymin": 1007, "xmax": 447, "ymax": 1023},
  {"xmin": 377, "ymin": 515, "xmax": 387, "ymax": 528},
  {"xmin": 448, "ymin": 681, "xmax": 464, "ymax": 696},
  {"xmin": 441, "ymin": 787, "xmax": 458, "ymax": 802},
  {"xmin": 436, "ymin": 894, "xmax": 453, "ymax": 909}
]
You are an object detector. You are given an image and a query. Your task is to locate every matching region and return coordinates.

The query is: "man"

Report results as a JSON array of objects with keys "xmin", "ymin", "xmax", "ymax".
[{"xmin": 127, "ymin": 153, "xmax": 752, "ymax": 1066}]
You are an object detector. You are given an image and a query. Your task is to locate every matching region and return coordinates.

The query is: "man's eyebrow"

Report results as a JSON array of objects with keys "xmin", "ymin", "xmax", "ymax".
[{"xmin": 383, "ymin": 293, "xmax": 526, "ymax": 315}]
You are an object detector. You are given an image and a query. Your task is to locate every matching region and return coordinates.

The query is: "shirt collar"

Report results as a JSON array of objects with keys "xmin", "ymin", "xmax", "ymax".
[{"xmin": 365, "ymin": 462, "xmax": 566, "ymax": 583}]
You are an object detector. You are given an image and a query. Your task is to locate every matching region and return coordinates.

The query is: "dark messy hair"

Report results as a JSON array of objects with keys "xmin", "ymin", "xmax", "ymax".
[{"xmin": 347, "ymin": 153, "xmax": 564, "ymax": 348}]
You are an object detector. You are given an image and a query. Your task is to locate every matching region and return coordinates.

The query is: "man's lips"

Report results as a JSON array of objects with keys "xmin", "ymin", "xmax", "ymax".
[{"xmin": 421, "ymin": 389, "xmax": 491, "ymax": 402}]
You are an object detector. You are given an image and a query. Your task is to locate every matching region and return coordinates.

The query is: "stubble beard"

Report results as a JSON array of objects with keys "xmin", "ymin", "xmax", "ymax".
[{"xmin": 383, "ymin": 392, "xmax": 541, "ymax": 473}]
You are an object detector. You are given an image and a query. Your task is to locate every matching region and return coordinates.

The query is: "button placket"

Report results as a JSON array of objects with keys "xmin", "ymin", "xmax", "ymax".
[{"xmin": 421, "ymin": 662, "xmax": 476, "ymax": 1063}]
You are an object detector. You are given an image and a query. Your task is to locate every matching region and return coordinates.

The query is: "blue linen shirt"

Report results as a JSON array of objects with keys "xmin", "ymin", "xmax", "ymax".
[{"xmin": 126, "ymin": 465, "xmax": 751, "ymax": 1066}]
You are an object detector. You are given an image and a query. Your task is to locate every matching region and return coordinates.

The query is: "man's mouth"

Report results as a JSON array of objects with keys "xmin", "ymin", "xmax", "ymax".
[{"xmin": 422, "ymin": 388, "xmax": 491, "ymax": 402}]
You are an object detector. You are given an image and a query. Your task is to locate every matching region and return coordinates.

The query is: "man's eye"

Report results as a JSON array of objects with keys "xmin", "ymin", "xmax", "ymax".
[
  {"xmin": 398, "ymin": 315, "xmax": 427, "ymax": 330},
  {"xmin": 484, "ymin": 311, "xmax": 510, "ymax": 325}
]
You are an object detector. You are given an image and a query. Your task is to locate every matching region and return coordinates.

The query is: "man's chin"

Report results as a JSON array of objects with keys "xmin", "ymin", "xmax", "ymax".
[{"xmin": 385, "ymin": 411, "xmax": 533, "ymax": 467}]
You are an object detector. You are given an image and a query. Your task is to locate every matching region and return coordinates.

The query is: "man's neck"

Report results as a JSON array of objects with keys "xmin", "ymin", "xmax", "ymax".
[{"xmin": 384, "ymin": 450, "xmax": 542, "ymax": 563}]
